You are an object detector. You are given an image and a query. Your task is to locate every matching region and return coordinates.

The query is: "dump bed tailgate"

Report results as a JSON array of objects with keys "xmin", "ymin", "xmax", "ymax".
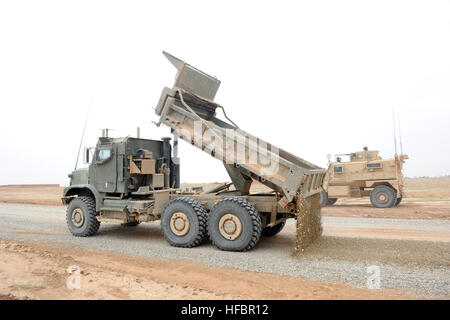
[{"xmin": 156, "ymin": 52, "xmax": 326, "ymax": 205}]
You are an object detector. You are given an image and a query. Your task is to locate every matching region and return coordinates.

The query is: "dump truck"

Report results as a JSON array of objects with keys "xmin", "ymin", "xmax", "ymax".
[
  {"xmin": 320, "ymin": 147, "xmax": 408, "ymax": 208},
  {"xmin": 62, "ymin": 52, "xmax": 326, "ymax": 252}
]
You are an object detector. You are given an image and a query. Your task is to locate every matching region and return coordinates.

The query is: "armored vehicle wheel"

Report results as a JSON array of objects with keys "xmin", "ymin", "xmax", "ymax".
[
  {"xmin": 161, "ymin": 197, "xmax": 207, "ymax": 248},
  {"xmin": 66, "ymin": 196, "xmax": 100, "ymax": 237},
  {"xmin": 122, "ymin": 221, "xmax": 140, "ymax": 227},
  {"xmin": 208, "ymin": 197, "xmax": 262, "ymax": 252},
  {"xmin": 261, "ymin": 221, "xmax": 285, "ymax": 237},
  {"xmin": 370, "ymin": 185, "xmax": 396, "ymax": 208},
  {"xmin": 395, "ymin": 197, "xmax": 403, "ymax": 206}
]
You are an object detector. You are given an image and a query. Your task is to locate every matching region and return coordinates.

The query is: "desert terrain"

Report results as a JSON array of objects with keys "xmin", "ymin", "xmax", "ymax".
[{"xmin": 0, "ymin": 177, "xmax": 449, "ymax": 300}]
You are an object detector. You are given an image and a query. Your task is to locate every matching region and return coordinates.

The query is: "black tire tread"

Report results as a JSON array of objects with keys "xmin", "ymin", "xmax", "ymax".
[
  {"xmin": 66, "ymin": 196, "xmax": 100, "ymax": 237},
  {"xmin": 370, "ymin": 185, "xmax": 396, "ymax": 208},
  {"xmin": 208, "ymin": 197, "xmax": 262, "ymax": 252},
  {"xmin": 161, "ymin": 197, "xmax": 207, "ymax": 248}
]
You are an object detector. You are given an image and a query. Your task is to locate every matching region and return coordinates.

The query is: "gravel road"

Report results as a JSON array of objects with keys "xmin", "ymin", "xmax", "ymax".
[{"xmin": 0, "ymin": 203, "xmax": 449, "ymax": 298}]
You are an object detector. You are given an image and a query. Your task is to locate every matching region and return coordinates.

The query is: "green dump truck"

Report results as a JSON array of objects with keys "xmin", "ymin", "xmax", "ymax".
[{"xmin": 62, "ymin": 52, "xmax": 326, "ymax": 251}]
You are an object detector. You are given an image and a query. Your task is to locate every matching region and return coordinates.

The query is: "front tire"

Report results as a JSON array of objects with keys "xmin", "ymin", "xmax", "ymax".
[
  {"xmin": 208, "ymin": 197, "xmax": 262, "ymax": 252},
  {"xmin": 66, "ymin": 196, "xmax": 100, "ymax": 237},
  {"xmin": 161, "ymin": 197, "xmax": 207, "ymax": 248},
  {"xmin": 370, "ymin": 185, "xmax": 396, "ymax": 208}
]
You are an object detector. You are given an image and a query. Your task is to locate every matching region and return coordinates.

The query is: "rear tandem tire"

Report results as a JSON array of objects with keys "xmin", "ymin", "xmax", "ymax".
[
  {"xmin": 261, "ymin": 221, "xmax": 286, "ymax": 237},
  {"xmin": 66, "ymin": 196, "xmax": 100, "ymax": 237},
  {"xmin": 370, "ymin": 185, "xmax": 396, "ymax": 208},
  {"xmin": 161, "ymin": 197, "xmax": 207, "ymax": 248},
  {"xmin": 327, "ymin": 198, "xmax": 337, "ymax": 206},
  {"xmin": 208, "ymin": 197, "xmax": 262, "ymax": 252},
  {"xmin": 395, "ymin": 197, "xmax": 403, "ymax": 206}
]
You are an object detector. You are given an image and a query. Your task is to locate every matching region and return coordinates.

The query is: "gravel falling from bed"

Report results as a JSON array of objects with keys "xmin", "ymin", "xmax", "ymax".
[{"xmin": 294, "ymin": 192, "xmax": 323, "ymax": 252}]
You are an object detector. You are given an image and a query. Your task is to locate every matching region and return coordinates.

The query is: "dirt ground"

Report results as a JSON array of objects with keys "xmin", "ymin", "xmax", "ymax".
[
  {"xmin": 1, "ymin": 177, "xmax": 449, "ymax": 220},
  {"xmin": 0, "ymin": 184, "xmax": 63, "ymax": 206},
  {"xmin": 0, "ymin": 178, "xmax": 448, "ymax": 300},
  {"xmin": 0, "ymin": 240, "xmax": 414, "ymax": 300}
]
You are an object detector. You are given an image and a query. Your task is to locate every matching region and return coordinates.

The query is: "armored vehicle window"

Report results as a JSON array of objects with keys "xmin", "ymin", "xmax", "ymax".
[
  {"xmin": 334, "ymin": 166, "xmax": 343, "ymax": 173},
  {"xmin": 367, "ymin": 163, "xmax": 381, "ymax": 168},
  {"xmin": 366, "ymin": 152, "xmax": 373, "ymax": 158},
  {"xmin": 351, "ymin": 153, "xmax": 356, "ymax": 159},
  {"xmin": 96, "ymin": 149, "xmax": 112, "ymax": 162}
]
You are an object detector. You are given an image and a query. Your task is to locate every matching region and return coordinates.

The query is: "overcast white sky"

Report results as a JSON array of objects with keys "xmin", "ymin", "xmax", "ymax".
[{"xmin": 0, "ymin": 0, "xmax": 449, "ymax": 186}]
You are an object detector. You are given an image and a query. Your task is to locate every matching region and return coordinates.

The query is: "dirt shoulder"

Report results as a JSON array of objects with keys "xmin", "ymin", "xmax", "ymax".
[
  {"xmin": 321, "ymin": 199, "xmax": 450, "ymax": 220},
  {"xmin": 0, "ymin": 185, "xmax": 63, "ymax": 206},
  {"xmin": 0, "ymin": 240, "xmax": 413, "ymax": 300}
]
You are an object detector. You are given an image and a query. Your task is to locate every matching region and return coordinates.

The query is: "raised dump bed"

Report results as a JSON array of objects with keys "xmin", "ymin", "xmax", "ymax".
[
  {"xmin": 156, "ymin": 52, "xmax": 326, "ymax": 250},
  {"xmin": 156, "ymin": 52, "xmax": 325, "ymax": 205}
]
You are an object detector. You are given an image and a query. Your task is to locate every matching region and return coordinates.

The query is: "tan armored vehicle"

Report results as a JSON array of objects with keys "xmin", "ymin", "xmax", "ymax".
[{"xmin": 320, "ymin": 147, "xmax": 408, "ymax": 208}]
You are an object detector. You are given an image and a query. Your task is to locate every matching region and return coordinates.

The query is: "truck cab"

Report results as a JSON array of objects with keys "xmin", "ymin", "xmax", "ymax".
[{"xmin": 62, "ymin": 136, "xmax": 180, "ymax": 236}]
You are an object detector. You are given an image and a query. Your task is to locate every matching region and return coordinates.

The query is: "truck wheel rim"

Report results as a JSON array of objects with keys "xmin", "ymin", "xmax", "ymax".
[
  {"xmin": 72, "ymin": 208, "xmax": 85, "ymax": 227},
  {"xmin": 170, "ymin": 212, "xmax": 190, "ymax": 236},
  {"xmin": 219, "ymin": 214, "xmax": 242, "ymax": 240},
  {"xmin": 377, "ymin": 193, "xmax": 388, "ymax": 203}
]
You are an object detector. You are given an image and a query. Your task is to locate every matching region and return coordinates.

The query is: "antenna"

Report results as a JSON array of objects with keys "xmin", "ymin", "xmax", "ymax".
[
  {"xmin": 74, "ymin": 97, "xmax": 92, "ymax": 170},
  {"xmin": 398, "ymin": 112, "xmax": 403, "ymax": 155},
  {"xmin": 392, "ymin": 107, "xmax": 398, "ymax": 156},
  {"xmin": 392, "ymin": 108, "xmax": 401, "ymax": 185}
]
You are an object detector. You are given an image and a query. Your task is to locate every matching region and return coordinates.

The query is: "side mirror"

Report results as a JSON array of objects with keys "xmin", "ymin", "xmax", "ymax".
[{"xmin": 83, "ymin": 147, "xmax": 92, "ymax": 164}]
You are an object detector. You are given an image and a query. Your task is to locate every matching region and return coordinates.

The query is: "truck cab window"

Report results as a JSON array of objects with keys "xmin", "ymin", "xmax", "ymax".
[{"xmin": 96, "ymin": 149, "xmax": 112, "ymax": 162}]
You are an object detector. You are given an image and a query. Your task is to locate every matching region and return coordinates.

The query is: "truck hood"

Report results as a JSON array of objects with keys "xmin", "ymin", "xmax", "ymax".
[{"xmin": 68, "ymin": 167, "xmax": 89, "ymax": 186}]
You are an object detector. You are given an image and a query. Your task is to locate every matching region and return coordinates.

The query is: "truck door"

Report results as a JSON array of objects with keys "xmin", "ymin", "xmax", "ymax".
[{"xmin": 89, "ymin": 144, "xmax": 117, "ymax": 193}]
